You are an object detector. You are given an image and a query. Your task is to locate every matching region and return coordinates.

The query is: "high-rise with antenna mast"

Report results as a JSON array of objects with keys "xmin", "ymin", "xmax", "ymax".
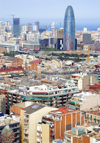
[{"xmin": 13, "ymin": 18, "xmax": 21, "ymax": 37}]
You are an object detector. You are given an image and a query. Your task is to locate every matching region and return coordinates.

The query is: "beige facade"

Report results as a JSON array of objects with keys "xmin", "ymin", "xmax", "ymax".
[
  {"xmin": 90, "ymin": 75, "xmax": 98, "ymax": 85},
  {"xmin": 78, "ymin": 75, "xmax": 89, "ymax": 90},
  {"xmin": 72, "ymin": 74, "xmax": 89, "ymax": 90},
  {"xmin": 80, "ymin": 94, "xmax": 100, "ymax": 110},
  {"xmin": 42, "ymin": 124, "xmax": 49, "ymax": 143},
  {"xmin": 86, "ymin": 112, "xmax": 100, "ymax": 124},
  {"xmin": 72, "ymin": 74, "xmax": 98, "ymax": 91},
  {"xmin": 20, "ymin": 105, "xmax": 56, "ymax": 143}
]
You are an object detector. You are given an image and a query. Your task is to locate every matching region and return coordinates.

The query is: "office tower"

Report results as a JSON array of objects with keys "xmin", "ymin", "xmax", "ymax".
[
  {"xmin": 33, "ymin": 25, "xmax": 38, "ymax": 31},
  {"xmin": 75, "ymin": 39, "xmax": 77, "ymax": 50},
  {"xmin": 63, "ymin": 5, "xmax": 75, "ymax": 51},
  {"xmin": 21, "ymin": 25, "xmax": 27, "ymax": 32},
  {"xmin": 5, "ymin": 21, "xmax": 10, "ymax": 27},
  {"xmin": 13, "ymin": 18, "xmax": 21, "ymax": 37},
  {"xmin": 51, "ymin": 22, "xmax": 55, "ymax": 31},
  {"xmin": 83, "ymin": 33, "xmax": 91, "ymax": 44},
  {"xmin": 56, "ymin": 38, "xmax": 63, "ymax": 50},
  {"xmin": 27, "ymin": 23, "xmax": 32, "ymax": 32},
  {"xmin": 35, "ymin": 21, "xmax": 40, "ymax": 31}
]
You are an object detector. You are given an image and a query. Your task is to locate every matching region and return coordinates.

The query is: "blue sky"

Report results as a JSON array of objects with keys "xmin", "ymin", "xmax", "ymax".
[{"xmin": 0, "ymin": 0, "xmax": 100, "ymax": 28}]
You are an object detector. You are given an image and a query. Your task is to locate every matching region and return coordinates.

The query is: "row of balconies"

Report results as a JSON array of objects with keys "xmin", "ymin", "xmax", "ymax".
[
  {"xmin": 23, "ymin": 138, "xmax": 29, "ymax": 143},
  {"xmin": 24, "ymin": 133, "xmax": 29, "ymax": 140},
  {"xmin": 37, "ymin": 132, "xmax": 42, "ymax": 137},
  {"xmin": 24, "ymin": 129, "xmax": 29, "ymax": 134},
  {"xmin": 24, "ymin": 124, "xmax": 29, "ymax": 129},
  {"xmin": 37, "ymin": 137, "xmax": 42, "ymax": 143},
  {"xmin": 10, "ymin": 126, "xmax": 20, "ymax": 130},
  {"xmin": 24, "ymin": 118, "xmax": 29, "ymax": 124}
]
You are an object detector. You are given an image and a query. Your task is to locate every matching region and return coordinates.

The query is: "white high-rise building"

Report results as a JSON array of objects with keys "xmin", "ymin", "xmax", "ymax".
[
  {"xmin": 83, "ymin": 28, "xmax": 88, "ymax": 33},
  {"xmin": 51, "ymin": 22, "xmax": 55, "ymax": 31},
  {"xmin": 5, "ymin": 21, "xmax": 10, "ymax": 27},
  {"xmin": 33, "ymin": 25, "xmax": 38, "ymax": 31},
  {"xmin": 21, "ymin": 25, "xmax": 27, "ymax": 32}
]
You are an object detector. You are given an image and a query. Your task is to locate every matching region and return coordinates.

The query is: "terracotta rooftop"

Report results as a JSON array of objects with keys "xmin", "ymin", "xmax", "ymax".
[
  {"xmin": 87, "ymin": 110, "xmax": 100, "ymax": 116},
  {"xmin": 0, "ymin": 66, "xmax": 24, "ymax": 73},
  {"xmin": 30, "ymin": 60, "xmax": 42, "ymax": 64}
]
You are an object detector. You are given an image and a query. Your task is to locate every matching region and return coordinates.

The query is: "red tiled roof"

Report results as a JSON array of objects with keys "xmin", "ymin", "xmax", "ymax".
[
  {"xmin": 87, "ymin": 110, "xmax": 100, "ymax": 115},
  {"xmin": 30, "ymin": 60, "xmax": 42, "ymax": 64},
  {"xmin": 87, "ymin": 84, "xmax": 100, "ymax": 90},
  {"xmin": 0, "ymin": 66, "xmax": 24, "ymax": 73}
]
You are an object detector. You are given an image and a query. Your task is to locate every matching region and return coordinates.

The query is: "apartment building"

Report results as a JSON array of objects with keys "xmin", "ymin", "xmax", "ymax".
[
  {"xmin": 0, "ymin": 94, "xmax": 6, "ymax": 114},
  {"xmin": 20, "ymin": 103, "xmax": 57, "ymax": 143},
  {"xmin": 68, "ymin": 92, "xmax": 100, "ymax": 111},
  {"xmin": 86, "ymin": 84, "xmax": 100, "ymax": 93},
  {"xmin": 10, "ymin": 101, "xmax": 33, "ymax": 115},
  {"xmin": 64, "ymin": 124, "xmax": 100, "ymax": 143},
  {"xmin": 41, "ymin": 69, "xmax": 81, "ymax": 79},
  {"xmin": 37, "ymin": 106, "xmax": 84, "ymax": 143},
  {"xmin": 7, "ymin": 84, "xmax": 79, "ymax": 109},
  {"xmin": 0, "ymin": 66, "xmax": 24, "ymax": 78},
  {"xmin": 92, "ymin": 64, "xmax": 100, "ymax": 84},
  {"xmin": 86, "ymin": 106, "xmax": 100, "ymax": 124}
]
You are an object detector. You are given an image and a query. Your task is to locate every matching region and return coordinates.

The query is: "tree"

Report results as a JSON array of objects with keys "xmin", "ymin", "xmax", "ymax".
[{"xmin": 0, "ymin": 127, "xmax": 15, "ymax": 143}]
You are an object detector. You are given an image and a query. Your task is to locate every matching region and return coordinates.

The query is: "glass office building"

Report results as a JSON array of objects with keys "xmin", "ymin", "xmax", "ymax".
[
  {"xmin": 63, "ymin": 6, "xmax": 75, "ymax": 51},
  {"xmin": 13, "ymin": 18, "xmax": 21, "ymax": 37}
]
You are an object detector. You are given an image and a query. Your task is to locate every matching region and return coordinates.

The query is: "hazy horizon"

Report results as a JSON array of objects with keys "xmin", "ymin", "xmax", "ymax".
[{"xmin": 0, "ymin": 0, "xmax": 100, "ymax": 30}]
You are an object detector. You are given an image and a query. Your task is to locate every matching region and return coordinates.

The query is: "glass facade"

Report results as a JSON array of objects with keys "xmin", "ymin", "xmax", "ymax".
[
  {"xmin": 63, "ymin": 6, "xmax": 75, "ymax": 51},
  {"xmin": 13, "ymin": 18, "xmax": 21, "ymax": 37}
]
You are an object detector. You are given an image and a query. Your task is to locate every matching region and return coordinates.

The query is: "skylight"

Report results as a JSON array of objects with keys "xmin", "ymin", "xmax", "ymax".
[{"xmin": 32, "ymin": 105, "xmax": 39, "ymax": 109}]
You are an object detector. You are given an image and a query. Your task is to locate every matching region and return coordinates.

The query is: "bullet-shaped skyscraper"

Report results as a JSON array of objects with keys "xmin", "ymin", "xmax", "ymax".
[{"xmin": 63, "ymin": 6, "xmax": 75, "ymax": 51}]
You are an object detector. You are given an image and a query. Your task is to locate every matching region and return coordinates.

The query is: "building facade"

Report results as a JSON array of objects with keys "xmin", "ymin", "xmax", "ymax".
[
  {"xmin": 63, "ymin": 5, "xmax": 75, "ymax": 51},
  {"xmin": 37, "ymin": 106, "xmax": 84, "ymax": 143},
  {"xmin": 83, "ymin": 33, "xmax": 91, "ymax": 44},
  {"xmin": 13, "ymin": 18, "xmax": 21, "ymax": 37},
  {"xmin": 20, "ymin": 103, "xmax": 56, "ymax": 143}
]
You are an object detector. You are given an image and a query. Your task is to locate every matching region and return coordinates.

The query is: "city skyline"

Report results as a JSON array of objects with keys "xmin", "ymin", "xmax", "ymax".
[{"xmin": 0, "ymin": 0, "xmax": 100, "ymax": 29}]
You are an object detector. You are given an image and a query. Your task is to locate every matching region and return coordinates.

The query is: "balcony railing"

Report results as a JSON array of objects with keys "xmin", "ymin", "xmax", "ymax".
[{"xmin": 42, "ymin": 117, "xmax": 54, "ymax": 122}]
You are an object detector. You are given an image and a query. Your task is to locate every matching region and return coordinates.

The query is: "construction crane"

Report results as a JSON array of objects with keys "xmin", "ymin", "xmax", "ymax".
[{"xmin": 86, "ymin": 48, "xmax": 90, "ymax": 62}]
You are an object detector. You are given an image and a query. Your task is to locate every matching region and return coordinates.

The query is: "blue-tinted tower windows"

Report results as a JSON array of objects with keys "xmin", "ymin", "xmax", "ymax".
[
  {"xmin": 13, "ymin": 18, "xmax": 21, "ymax": 37},
  {"xmin": 63, "ymin": 6, "xmax": 75, "ymax": 51}
]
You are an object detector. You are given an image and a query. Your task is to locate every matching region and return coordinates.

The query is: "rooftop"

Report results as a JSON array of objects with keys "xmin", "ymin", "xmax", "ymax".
[
  {"xmin": 30, "ymin": 60, "xmax": 42, "ymax": 64},
  {"xmin": 23, "ymin": 103, "xmax": 45, "ymax": 115}
]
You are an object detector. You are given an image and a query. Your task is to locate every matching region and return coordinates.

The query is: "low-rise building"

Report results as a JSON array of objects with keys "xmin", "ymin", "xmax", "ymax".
[
  {"xmin": 64, "ymin": 124, "xmax": 100, "ymax": 143},
  {"xmin": 69, "ymin": 92, "xmax": 100, "ymax": 111},
  {"xmin": 86, "ymin": 105, "xmax": 100, "ymax": 124}
]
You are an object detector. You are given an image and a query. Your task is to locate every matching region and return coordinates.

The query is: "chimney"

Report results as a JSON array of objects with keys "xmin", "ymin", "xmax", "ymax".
[
  {"xmin": 85, "ymin": 128, "xmax": 87, "ymax": 134},
  {"xmin": 59, "ymin": 106, "xmax": 68, "ymax": 113},
  {"xmin": 76, "ymin": 129, "xmax": 78, "ymax": 136}
]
